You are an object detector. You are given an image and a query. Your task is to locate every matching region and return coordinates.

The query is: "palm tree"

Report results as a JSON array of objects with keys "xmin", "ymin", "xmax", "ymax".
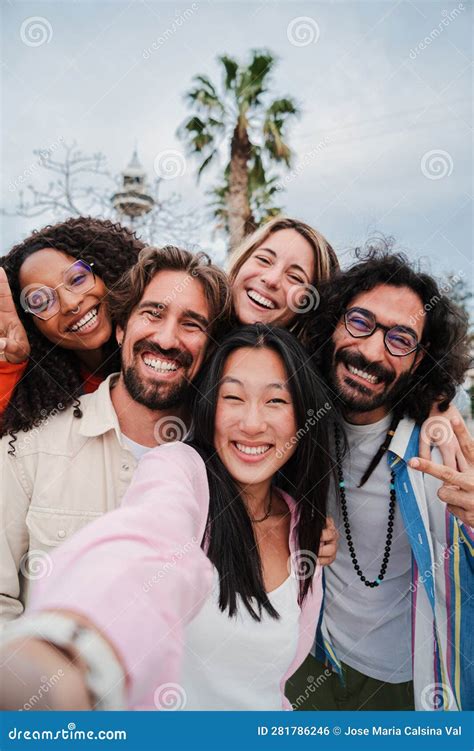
[
  {"xmin": 178, "ymin": 49, "xmax": 298, "ymax": 250},
  {"xmin": 208, "ymin": 170, "xmax": 283, "ymax": 238}
]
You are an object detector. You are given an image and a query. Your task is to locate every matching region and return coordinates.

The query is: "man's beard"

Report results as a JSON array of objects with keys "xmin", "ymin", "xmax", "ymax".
[
  {"xmin": 122, "ymin": 340, "xmax": 194, "ymax": 411},
  {"xmin": 327, "ymin": 345, "xmax": 415, "ymax": 415}
]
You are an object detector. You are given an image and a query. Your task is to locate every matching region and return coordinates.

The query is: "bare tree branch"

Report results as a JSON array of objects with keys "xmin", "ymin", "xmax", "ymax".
[{"xmin": 2, "ymin": 142, "xmax": 204, "ymax": 246}]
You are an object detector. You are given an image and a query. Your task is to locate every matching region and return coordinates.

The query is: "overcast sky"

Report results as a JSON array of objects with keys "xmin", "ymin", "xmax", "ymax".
[{"xmin": 1, "ymin": 0, "xmax": 472, "ymax": 282}]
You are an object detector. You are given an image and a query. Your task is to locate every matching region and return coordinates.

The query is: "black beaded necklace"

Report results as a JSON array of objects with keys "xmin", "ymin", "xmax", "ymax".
[{"xmin": 334, "ymin": 424, "xmax": 396, "ymax": 588}]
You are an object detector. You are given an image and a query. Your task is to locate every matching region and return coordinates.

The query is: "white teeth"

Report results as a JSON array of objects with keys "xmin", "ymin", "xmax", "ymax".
[
  {"xmin": 143, "ymin": 355, "xmax": 179, "ymax": 373},
  {"xmin": 247, "ymin": 289, "xmax": 276, "ymax": 309},
  {"xmin": 69, "ymin": 307, "xmax": 98, "ymax": 332},
  {"xmin": 347, "ymin": 365, "xmax": 379, "ymax": 384},
  {"xmin": 235, "ymin": 442, "xmax": 271, "ymax": 456}
]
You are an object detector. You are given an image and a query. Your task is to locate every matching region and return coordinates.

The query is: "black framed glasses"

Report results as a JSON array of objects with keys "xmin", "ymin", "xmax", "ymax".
[
  {"xmin": 21, "ymin": 260, "xmax": 96, "ymax": 320},
  {"xmin": 344, "ymin": 307, "xmax": 420, "ymax": 357}
]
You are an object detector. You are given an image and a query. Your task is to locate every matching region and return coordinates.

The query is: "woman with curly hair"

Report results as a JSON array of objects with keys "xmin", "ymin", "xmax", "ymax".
[{"xmin": 0, "ymin": 217, "xmax": 144, "ymax": 443}]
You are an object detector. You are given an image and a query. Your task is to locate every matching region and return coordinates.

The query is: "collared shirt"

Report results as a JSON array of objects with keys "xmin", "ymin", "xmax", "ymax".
[
  {"xmin": 0, "ymin": 374, "xmax": 139, "ymax": 624},
  {"xmin": 315, "ymin": 417, "xmax": 474, "ymax": 711}
]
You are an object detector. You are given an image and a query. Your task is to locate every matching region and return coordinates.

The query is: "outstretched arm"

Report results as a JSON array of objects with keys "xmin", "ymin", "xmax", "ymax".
[{"xmin": 1, "ymin": 442, "xmax": 213, "ymax": 710}]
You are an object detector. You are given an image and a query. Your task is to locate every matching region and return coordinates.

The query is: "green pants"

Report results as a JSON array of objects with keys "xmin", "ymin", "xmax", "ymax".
[{"xmin": 286, "ymin": 654, "xmax": 415, "ymax": 711}]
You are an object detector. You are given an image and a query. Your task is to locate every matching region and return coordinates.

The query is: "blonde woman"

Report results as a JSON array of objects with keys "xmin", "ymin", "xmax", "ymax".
[{"xmin": 229, "ymin": 216, "xmax": 339, "ymax": 343}]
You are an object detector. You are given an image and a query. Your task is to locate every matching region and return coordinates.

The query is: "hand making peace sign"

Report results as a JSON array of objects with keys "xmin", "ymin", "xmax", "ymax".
[
  {"xmin": 410, "ymin": 417, "xmax": 474, "ymax": 528},
  {"xmin": 0, "ymin": 267, "xmax": 30, "ymax": 363}
]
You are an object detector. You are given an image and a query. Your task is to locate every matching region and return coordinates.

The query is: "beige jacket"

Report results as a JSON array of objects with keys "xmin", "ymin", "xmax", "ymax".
[{"xmin": 0, "ymin": 374, "xmax": 138, "ymax": 623}]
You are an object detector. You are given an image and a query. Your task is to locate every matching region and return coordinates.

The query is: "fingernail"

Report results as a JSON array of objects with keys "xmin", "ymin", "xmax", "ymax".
[
  {"xmin": 409, "ymin": 458, "xmax": 420, "ymax": 467},
  {"xmin": 0, "ymin": 339, "xmax": 5, "ymax": 351}
]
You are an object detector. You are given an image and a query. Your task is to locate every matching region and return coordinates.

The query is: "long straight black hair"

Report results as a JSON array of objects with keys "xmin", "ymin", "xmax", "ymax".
[{"xmin": 189, "ymin": 324, "xmax": 337, "ymax": 621}]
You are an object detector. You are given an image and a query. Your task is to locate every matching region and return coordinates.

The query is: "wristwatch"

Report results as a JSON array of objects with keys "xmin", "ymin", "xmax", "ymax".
[{"xmin": 2, "ymin": 612, "xmax": 126, "ymax": 710}]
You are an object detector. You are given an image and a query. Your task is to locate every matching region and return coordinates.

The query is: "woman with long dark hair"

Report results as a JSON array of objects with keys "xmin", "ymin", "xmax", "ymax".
[
  {"xmin": 0, "ymin": 324, "xmax": 337, "ymax": 711},
  {"xmin": 0, "ymin": 217, "xmax": 144, "ymax": 442}
]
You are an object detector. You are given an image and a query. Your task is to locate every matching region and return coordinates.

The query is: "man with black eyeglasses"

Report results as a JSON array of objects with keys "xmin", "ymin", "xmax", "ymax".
[{"xmin": 286, "ymin": 244, "xmax": 473, "ymax": 712}]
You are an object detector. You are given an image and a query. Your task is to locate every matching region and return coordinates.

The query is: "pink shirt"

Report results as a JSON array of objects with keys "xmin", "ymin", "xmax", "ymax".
[{"xmin": 29, "ymin": 442, "xmax": 322, "ymax": 710}]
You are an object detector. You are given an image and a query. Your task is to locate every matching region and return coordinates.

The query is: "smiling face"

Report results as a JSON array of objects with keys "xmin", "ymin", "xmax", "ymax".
[
  {"xmin": 117, "ymin": 269, "xmax": 210, "ymax": 410},
  {"xmin": 214, "ymin": 346, "xmax": 298, "ymax": 494},
  {"xmin": 232, "ymin": 228, "xmax": 315, "ymax": 327},
  {"xmin": 18, "ymin": 248, "xmax": 111, "ymax": 351},
  {"xmin": 330, "ymin": 284, "xmax": 425, "ymax": 423}
]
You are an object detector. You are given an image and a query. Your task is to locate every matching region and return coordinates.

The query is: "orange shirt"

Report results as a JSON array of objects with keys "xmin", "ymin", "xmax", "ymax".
[
  {"xmin": 0, "ymin": 360, "xmax": 27, "ymax": 413},
  {"xmin": 0, "ymin": 360, "xmax": 105, "ymax": 414}
]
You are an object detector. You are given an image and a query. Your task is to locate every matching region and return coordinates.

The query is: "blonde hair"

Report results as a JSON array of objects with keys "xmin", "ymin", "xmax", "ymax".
[{"xmin": 227, "ymin": 216, "xmax": 339, "ymax": 286}]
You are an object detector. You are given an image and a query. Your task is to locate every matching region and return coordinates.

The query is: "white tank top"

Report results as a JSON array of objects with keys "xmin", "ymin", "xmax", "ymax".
[{"xmin": 180, "ymin": 568, "xmax": 301, "ymax": 710}]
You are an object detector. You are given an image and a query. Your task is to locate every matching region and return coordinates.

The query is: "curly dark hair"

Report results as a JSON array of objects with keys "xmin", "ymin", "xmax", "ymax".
[
  {"xmin": 0, "ymin": 217, "xmax": 145, "ymax": 443},
  {"xmin": 308, "ymin": 239, "xmax": 470, "ymax": 425}
]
